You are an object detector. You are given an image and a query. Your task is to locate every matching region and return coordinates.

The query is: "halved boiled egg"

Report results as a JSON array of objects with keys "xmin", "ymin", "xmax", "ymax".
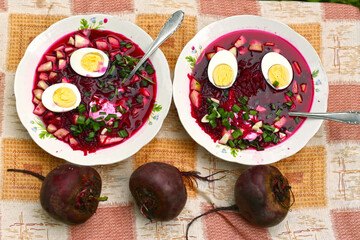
[
  {"xmin": 42, "ymin": 83, "xmax": 81, "ymax": 112},
  {"xmin": 207, "ymin": 50, "xmax": 238, "ymax": 89},
  {"xmin": 261, "ymin": 52, "xmax": 293, "ymax": 90},
  {"xmin": 70, "ymin": 47, "xmax": 109, "ymax": 77}
]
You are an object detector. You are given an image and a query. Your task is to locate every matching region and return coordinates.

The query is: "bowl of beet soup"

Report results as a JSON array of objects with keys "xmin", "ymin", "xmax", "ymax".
[
  {"xmin": 15, "ymin": 15, "xmax": 172, "ymax": 166},
  {"xmin": 173, "ymin": 15, "xmax": 328, "ymax": 165}
]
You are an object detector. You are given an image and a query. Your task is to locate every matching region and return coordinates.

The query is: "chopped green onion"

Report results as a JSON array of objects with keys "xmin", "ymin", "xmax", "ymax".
[
  {"xmin": 228, "ymin": 140, "xmax": 235, "ymax": 148},
  {"xmin": 273, "ymin": 81, "xmax": 279, "ymax": 87},
  {"xmin": 241, "ymin": 105, "xmax": 249, "ymax": 112},
  {"xmin": 118, "ymin": 129, "xmax": 128, "ymax": 138},
  {"xmin": 108, "ymin": 114, "xmax": 118, "ymax": 119},
  {"xmin": 209, "ymin": 119, "xmax": 217, "ymax": 129},
  {"xmin": 249, "ymin": 110, "xmax": 258, "ymax": 116},
  {"xmin": 206, "ymin": 112, "xmax": 217, "ymax": 120},
  {"xmin": 85, "ymin": 118, "xmax": 91, "ymax": 126},
  {"xmin": 276, "ymin": 109, "xmax": 282, "ymax": 115},
  {"xmin": 125, "ymin": 43, "xmax": 132, "ymax": 48},
  {"xmin": 88, "ymin": 132, "xmax": 95, "ymax": 138},
  {"xmin": 70, "ymin": 125, "xmax": 78, "ymax": 132},
  {"xmin": 263, "ymin": 125, "xmax": 276, "ymax": 132},
  {"xmin": 104, "ymin": 115, "xmax": 112, "ymax": 121},
  {"xmin": 224, "ymin": 90, "xmax": 229, "ymax": 97},
  {"xmin": 231, "ymin": 104, "xmax": 241, "ymax": 113},
  {"xmin": 272, "ymin": 135, "xmax": 280, "ymax": 144},
  {"xmin": 77, "ymin": 114, "xmax": 86, "ymax": 124},
  {"xmin": 264, "ymin": 136, "xmax": 272, "ymax": 142},
  {"xmin": 99, "ymin": 112, "xmax": 106, "ymax": 115},
  {"xmin": 145, "ymin": 64, "xmax": 154, "ymax": 75},
  {"xmin": 238, "ymin": 97, "xmax": 247, "ymax": 105},
  {"xmin": 113, "ymin": 121, "xmax": 119, "ymax": 128},
  {"xmin": 228, "ymin": 112, "xmax": 235, "ymax": 119},
  {"xmin": 97, "ymin": 80, "xmax": 105, "ymax": 88},
  {"xmin": 286, "ymin": 101, "xmax": 293, "ymax": 107},
  {"xmin": 106, "ymin": 127, "xmax": 113, "ymax": 133},
  {"xmin": 138, "ymin": 74, "xmax": 155, "ymax": 84},
  {"xmin": 243, "ymin": 113, "xmax": 250, "ymax": 121},
  {"xmin": 92, "ymin": 122, "xmax": 100, "ymax": 132},
  {"xmin": 266, "ymin": 113, "xmax": 273, "ymax": 119},
  {"xmin": 217, "ymin": 108, "xmax": 225, "ymax": 115},
  {"xmin": 288, "ymin": 126, "xmax": 295, "ymax": 132},
  {"xmin": 141, "ymin": 80, "xmax": 149, "ymax": 87},
  {"xmin": 109, "ymin": 65, "xmax": 116, "ymax": 75},
  {"xmin": 206, "ymin": 98, "xmax": 212, "ymax": 104},
  {"xmin": 295, "ymin": 117, "xmax": 300, "ymax": 124},
  {"xmin": 127, "ymin": 100, "xmax": 132, "ymax": 108},
  {"xmin": 286, "ymin": 91, "xmax": 293, "ymax": 97},
  {"xmin": 115, "ymin": 54, "xmax": 123, "ymax": 62},
  {"xmin": 95, "ymin": 116, "xmax": 104, "ymax": 121},
  {"xmin": 109, "ymin": 93, "xmax": 115, "ymax": 101},
  {"xmin": 77, "ymin": 104, "xmax": 86, "ymax": 113},
  {"xmin": 220, "ymin": 111, "xmax": 229, "ymax": 119},
  {"xmin": 136, "ymin": 95, "xmax": 143, "ymax": 104},
  {"xmin": 84, "ymin": 91, "xmax": 91, "ymax": 97},
  {"xmin": 85, "ymin": 137, "xmax": 94, "ymax": 142},
  {"xmin": 271, "ymin": 103, "xmax": 276, "ymax": 110},
  {"xmin": 221, "ymin": 118, "xmax": 231, "ymax": 130},
  {"xmin": 232, "ymin": 128, "xmax": 243, "ymax": 139},
  {"xmin": 91, "ymin": 105, "xmax": 98, "ymax": 113}
]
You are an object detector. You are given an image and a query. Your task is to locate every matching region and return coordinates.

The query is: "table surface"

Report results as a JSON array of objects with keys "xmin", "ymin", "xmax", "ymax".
[{"xmin": 1, "ymin": 0, "xmax": 360, "ymax": 239}]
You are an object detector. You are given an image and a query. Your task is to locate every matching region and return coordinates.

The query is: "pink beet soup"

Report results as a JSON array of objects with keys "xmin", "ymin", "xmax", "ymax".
[
  {"xmin": 189, "ymin": 30, "xmax": 314, "ymax": 151},
  {"xmin": 32, "ymin": 29, "xmax": 157, "ymax": 155}
]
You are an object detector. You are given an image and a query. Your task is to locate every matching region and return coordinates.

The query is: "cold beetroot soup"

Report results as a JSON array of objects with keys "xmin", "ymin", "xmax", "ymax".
[
  {"xmin": 32, "ymin": 29, "xmax": 157, "ymax": 154},
  {"xmin": 189, "ymin": 30, "xmax": 314, "ymax": 151}
]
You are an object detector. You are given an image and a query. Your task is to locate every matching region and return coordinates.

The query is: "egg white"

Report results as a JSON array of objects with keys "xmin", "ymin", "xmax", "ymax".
[
  {"xmin": 261, "ymin": 52, "xmax": 293, "ymax": 90},
  {"xmin": 42, "ymin": 83, "xmax": 81, "ymax": 112},
  {"xmin": 207, "ymin": 50, "xmax": 238, "ymax": 89},
  {"xmin": 70, "ymin": 48, "xmax": 109, "ymax": 77}
]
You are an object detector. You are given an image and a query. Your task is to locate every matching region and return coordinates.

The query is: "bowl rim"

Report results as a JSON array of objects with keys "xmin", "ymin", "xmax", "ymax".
[
  {"xmin": 173, "ymin": 15, "xmax": 328, "ymax": 165},
  {"xmin": 14, "ymin": 14, "xmax": 172, "ymax": 166}
]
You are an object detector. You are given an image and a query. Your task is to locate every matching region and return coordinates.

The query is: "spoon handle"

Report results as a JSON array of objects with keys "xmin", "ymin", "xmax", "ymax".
[
  {"xmin": 288, "ymin": 111, "xmax": 360, "ymax": 125},
  {"xmin": 127, "ymin": 10, "xmax": 184, "ymax": 79}
]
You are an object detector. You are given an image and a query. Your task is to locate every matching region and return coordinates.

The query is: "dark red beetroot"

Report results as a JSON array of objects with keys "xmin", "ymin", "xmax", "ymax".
[
  {"xmin": 186, "ymin": 165, "xmax": 293, "ymax": 239},
  {"xmin": 235, "ymin": 165, "xmax": 292, "ymax": 227},
  {"xmin": 129, "ymin": 161, "xmax": 225, "ymax": 221},
  {"xmin": 8, "ymin": 164, "xmax": 107, "ymax": 225}
]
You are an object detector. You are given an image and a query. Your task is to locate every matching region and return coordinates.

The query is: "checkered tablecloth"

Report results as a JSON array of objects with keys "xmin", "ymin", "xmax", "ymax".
[{"xmin": 0, "ymin": 0, "xmax": 359, "ymax": 239}]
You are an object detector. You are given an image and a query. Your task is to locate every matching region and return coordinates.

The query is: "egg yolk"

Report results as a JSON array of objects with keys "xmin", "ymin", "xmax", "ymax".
[
  {"xmin": 81, "ymin": 53, "xmax": 103, "ymax": 72},
  {"xmin": 53, "ymin": 87, "xmax": 77, "ymax": 108},
  {"xmin": 213, "ymin": 64, "xmax": 234, "ymax": 87},
  {"xmin": 268, "ymin": 64, "xmax": 290, "ymax": 88}
]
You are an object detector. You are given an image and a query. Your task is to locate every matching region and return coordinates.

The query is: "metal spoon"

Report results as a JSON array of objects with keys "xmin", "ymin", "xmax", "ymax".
[
  {"xmin": 288, "ymin": 111, "xmax": 360, "ymax": 125},
  {"xmin": 127, "ymin": 10, "xmax": 184, "ymax": 79}
]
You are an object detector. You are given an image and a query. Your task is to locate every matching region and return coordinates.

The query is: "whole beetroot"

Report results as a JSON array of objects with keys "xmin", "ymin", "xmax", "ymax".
[
  {"xmin": 186, "ymin": 165, "xmax": 293, "ymax": 239},
  {"xmin": 8, "ymin": 164, "xmax": 107, "ymax": 225},
  {"xmin": 234, "ymin": 165, "xmax": 291, "ymax": 227},
  {"xmin": 129, "ymin": 161, "xmax": 225, "ymax": 221},
  {"xmin": 130, "ymin": 162, "xmax": 187, "ymax": 221}
]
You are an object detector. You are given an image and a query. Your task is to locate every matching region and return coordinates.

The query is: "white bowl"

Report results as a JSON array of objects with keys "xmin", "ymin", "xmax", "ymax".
[
  {"xmin": 15, "ymin": 14, "xmax": 172, "ymax": 166},
  {"xmin": 173, "ymin": 15, "xmax": 328, "ymax": 165}
]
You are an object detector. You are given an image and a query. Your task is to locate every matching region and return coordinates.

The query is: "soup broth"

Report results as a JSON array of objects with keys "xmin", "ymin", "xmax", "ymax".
[{"xmin": 189, "ymin": 30, "xmax": 314, "ymax": 150}]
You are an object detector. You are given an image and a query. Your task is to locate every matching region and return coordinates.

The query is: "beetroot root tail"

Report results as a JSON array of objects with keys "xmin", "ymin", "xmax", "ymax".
[
  {"xmin": 7, "ymin": 169, "xmax": 45, "ymax": 181},
  {"xmin": 185, "ymin": 204, "xmax": 238, "ymax": 240}
]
